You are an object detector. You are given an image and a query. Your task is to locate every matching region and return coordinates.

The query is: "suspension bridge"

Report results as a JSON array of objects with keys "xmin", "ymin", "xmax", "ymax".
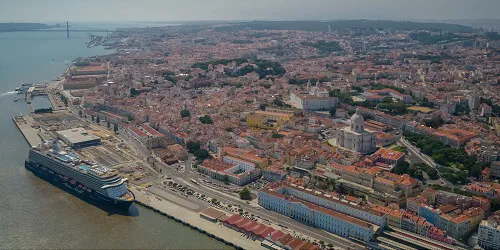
[{"xmin": 0, "ymin": 22, "xmax": 122, "ymax": 38}]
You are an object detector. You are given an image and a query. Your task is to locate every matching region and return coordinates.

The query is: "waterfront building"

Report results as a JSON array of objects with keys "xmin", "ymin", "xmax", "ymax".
[
  {"xmin": 56, "ymin": 127, "xmax": 101, "ymax": 149},
  {"xmin": 334, "ymin": 108, "xmax": 377, "ymax": 154},
  {"xmin": 69, "ymin": 64, "xmax": 108, "ymax": 76},
  {"xmin": 258, "ymin": 182, "xmax": 380, "ymax": 242},
  {"xmin": 259, "ymin": 181, "xmax": 386, "ymax": 226}
]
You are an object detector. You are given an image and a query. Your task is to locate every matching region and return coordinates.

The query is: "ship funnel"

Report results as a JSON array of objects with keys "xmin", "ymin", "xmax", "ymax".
[{"xmin": 51, "ymin": 139, "xmax": 61, "ymax": 152}]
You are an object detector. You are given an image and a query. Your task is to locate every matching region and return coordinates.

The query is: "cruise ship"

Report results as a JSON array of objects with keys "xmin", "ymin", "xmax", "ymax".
[{"xmin": 25, "ymin": 140, "xmax": 134, "ymax": 209}]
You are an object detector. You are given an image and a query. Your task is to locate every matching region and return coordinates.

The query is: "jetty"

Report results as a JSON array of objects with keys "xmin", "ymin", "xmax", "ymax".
[{"xmin": 12, "ymin": 114, "xmax": 42, "ymax": 147}]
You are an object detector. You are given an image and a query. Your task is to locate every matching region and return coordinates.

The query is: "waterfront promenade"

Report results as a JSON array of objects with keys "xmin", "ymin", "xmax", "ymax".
[{"xmin": 132, "ymin": 186, "xmax": 265, "ymax": 250}]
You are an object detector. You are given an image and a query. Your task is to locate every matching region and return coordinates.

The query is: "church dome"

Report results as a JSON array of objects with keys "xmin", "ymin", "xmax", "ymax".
[{"xmin": 350, "ymin": 108, "xmax": 364, "ymax": 125}]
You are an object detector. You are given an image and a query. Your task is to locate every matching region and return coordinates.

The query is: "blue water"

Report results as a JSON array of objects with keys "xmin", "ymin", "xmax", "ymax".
[{"xmin": 0, "ymin": 24, "xmax": 230, "ymax": 249}]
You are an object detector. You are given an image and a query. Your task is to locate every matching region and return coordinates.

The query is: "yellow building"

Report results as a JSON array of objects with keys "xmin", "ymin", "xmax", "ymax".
[
  {"xmin": 246, "ymin": 110, "xmax": 292, "ymax": 130},
  {"xmin": 490, "ymin": 117, "xmax": 500, "ymax": 135}
]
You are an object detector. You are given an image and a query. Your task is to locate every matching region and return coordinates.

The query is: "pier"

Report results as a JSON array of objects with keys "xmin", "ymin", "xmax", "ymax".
[{"xmin": 13, "ymin": 114, "xmax": 42, "ymax": 147}]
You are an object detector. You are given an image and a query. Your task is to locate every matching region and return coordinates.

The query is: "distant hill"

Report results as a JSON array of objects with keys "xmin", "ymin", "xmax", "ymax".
[
  {"xmin": 0, "ymin": 23, "xmax": 52, "ymax": 32},
  {"xmin": 214, "ymin": 20, "xmax": 474, "ymax": 33}
]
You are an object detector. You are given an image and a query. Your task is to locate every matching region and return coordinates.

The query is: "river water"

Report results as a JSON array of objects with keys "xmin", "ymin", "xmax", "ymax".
[{"xmin": 0, "ymin": 25, "xmax": 230, "ymax": 249}]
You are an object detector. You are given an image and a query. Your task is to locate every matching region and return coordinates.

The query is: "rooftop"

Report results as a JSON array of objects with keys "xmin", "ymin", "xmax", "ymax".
[{"xmin": 56, "ymin": 127, "xmax": 100, "ymax": 145}]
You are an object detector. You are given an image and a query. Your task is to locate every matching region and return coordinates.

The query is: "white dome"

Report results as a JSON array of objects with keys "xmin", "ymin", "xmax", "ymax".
[{"xmin": 350, "ymin": 108, "xmax": 364, "ymax": 125}]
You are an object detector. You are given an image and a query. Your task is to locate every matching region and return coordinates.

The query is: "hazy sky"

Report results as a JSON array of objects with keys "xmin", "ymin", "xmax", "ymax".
[{"xmin": 1, "ymin": 0, "xmax": 499, "ymax": 23}]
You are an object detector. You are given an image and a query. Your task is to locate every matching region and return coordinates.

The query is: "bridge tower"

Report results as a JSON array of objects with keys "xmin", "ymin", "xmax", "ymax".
[{"xmin": 66, "ymin": 21, "xmax": 69, "ymax": 38}]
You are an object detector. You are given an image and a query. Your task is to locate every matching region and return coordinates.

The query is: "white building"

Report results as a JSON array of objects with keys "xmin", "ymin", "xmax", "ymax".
[
  {"xmin": 478, "ymin": 212, "xmax": 500, "ymax": 250},
  {"xmin": 289, "ymin": 82, "xmax": 338, "ymax": 111},
  {"xmin": 258, "ymin": 182, "xmax": 381, "ymax": 242},
  {"xmin": 335, "ymin": 108, "xmax": 377, "ymax": 154}
]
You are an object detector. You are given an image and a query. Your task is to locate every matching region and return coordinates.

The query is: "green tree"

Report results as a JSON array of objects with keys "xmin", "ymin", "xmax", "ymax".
[
  {"xmin": 259, "ymin": 103, "xmax": 267, "ymax": 111},
  {"xmin": 96, "ymin": 116, "xmax": 101, "ymax": 124},
  {"xmin": 180, "ymin": 109, "xmax": 190, "ymax": 118},
  {"xmin": 223, "ymin": 175, "xmax": 230, "ymax": 185},
  {"xmin": 130, "ymin": 88, "xmax": 139, "ymax": 97},
  {"xmin": 107, "ymin": 120, "xmax": 110, "ymax": 129},
  {"xmin": 91, "ymin": 115, "xmax": 95, "ymax": 122},
  {"xmin": 78, "ymin": 109, "xmax": 83, "ymax": 117},
  {"xmin": 329, "ymin": 107, "xmax": 337, "ymax": 117},
  {"xmin": 239, "ymin": 187, "xmax": 252, "ymax": 200},
  {"xmin": 199, "ymin": 115, "xmax": 213, "ymax": 124},
  {"xmin": 186, "ymin": 141, "xmax": 201, "ymax": 153},
  {"xmin": 113, "ymin": 123, "xmax": 118, "ymax": 133}
]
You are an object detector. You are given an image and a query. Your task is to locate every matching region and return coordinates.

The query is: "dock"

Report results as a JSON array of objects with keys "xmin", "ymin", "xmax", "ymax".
[
  {"xmin": 13, "ymin": 114, "xmax": 42, "ymax": 147},
  {"xmin": 132, "ymin": 186, "xmax": 264, "ymax": 250}
]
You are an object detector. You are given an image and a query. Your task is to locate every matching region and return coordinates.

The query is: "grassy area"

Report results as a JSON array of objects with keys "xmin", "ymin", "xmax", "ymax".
[{"xmin": 392, "ymin": 145, "xmax": 408, "ymax": 153}]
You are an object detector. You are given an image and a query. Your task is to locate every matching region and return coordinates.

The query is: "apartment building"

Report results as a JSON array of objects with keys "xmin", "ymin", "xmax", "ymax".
[{"xmin": 478, "ymin": 211, "xmax": 500, "ymax": 250}]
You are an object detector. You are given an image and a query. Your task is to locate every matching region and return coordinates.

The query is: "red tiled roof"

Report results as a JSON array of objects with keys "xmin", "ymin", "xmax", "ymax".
[
  {"xmin": 140, "ymin": 123, "xmax": 161, "ymax": 136},
  {"xmin": 129, "ymin": 126, "xmax": 148, "ymax": 138}
]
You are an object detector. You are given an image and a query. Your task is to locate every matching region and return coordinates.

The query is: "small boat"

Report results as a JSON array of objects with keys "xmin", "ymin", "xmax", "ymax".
[
  {"xmin": 14, "ymin": 98, "xmax": 18, "ymax": 102},
  {"xmin": 15, "ymin": 87, "xmax": 21, "ymax": 91}
]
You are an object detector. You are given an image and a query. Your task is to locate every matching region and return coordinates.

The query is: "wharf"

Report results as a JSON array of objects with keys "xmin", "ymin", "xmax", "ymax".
[
  {"xmin": 131, "ymin": 186, "xmax": 265, "ymax": 250},
  {"xmin": 12, "ymin": 114, "xmax": 42, "ymax": 147}
]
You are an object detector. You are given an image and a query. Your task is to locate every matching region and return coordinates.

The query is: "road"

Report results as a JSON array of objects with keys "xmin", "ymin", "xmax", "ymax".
[{"xmin": 398, "ymin": 137, "xmax": 436, "ymax": 168}]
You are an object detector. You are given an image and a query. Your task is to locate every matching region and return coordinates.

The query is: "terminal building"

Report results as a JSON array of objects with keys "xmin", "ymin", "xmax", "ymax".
[{"xmin": 56, "ymin": 128, "xmax": 101, "ymax": 149}]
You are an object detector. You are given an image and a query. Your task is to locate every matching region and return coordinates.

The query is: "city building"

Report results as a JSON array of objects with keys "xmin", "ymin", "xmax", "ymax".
[
  {"xmin": 363, "ymin": 88, "xmax": 412, "ymax": 104},
  {"xmin": 198, "ymin": 158, "xmax": 261, "ymax": 186},
  {"xmin": 478, "ymin": 211, "xmax": 500, "ymax": 250},
  {"xmin": 219, "ymin": 147, "xmax": 268, "ymax": 168},
  {"xmin": 334, "ymin": 108, "xmax": 377, "ymax": 154},
  {"xmin": 96, "ymin": 111, "xmax": 128, "ymax": 125},
  {"xmin": 56, "ymin": 127, "xmax": 101, "ymax": 149},
  {"xmin": 363, "ymin": 148, "xmax": 405, "ymax": 171},
  {"xmin": 258, "ymin": 182, "xmax": 379, "ymax": 242},
  {"xmin": 329, "ymin": 164, "xmax": 423, "ymax": 206},
  {"xmin": 259, "ymin": 181, "xmax": 386, "ymax": 226},
  {"xmin": 69, "ymin": 64, "xmax": 108, "ymax": 76},
  {"xmin": 289, "ymin": 84, "xmax": 338, "ymax": 111},
  {"xmin": 491, "ymin": 161, "xmax": 500, "ymax": 179},
  {"xmin": 419, "ymin": 204, "xmax": 485, "ymax": 240},
  {"xmin": 262, "ymin": 166, "xmax": 287, "ymax": 182},
  {"xmin": 126, "ymin": 123, "xmax": 169, "ymax": 149},
  {"xmin": 246, "ymin": 111, "xmax": 293, "ymax": 130},
  {"xmin": 468, "ymin": 94, "xmax": 480, "ymax": 111},
  {"xmin": 432, "ymin": 129, "xmax": 477, "ymax": 149}
]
